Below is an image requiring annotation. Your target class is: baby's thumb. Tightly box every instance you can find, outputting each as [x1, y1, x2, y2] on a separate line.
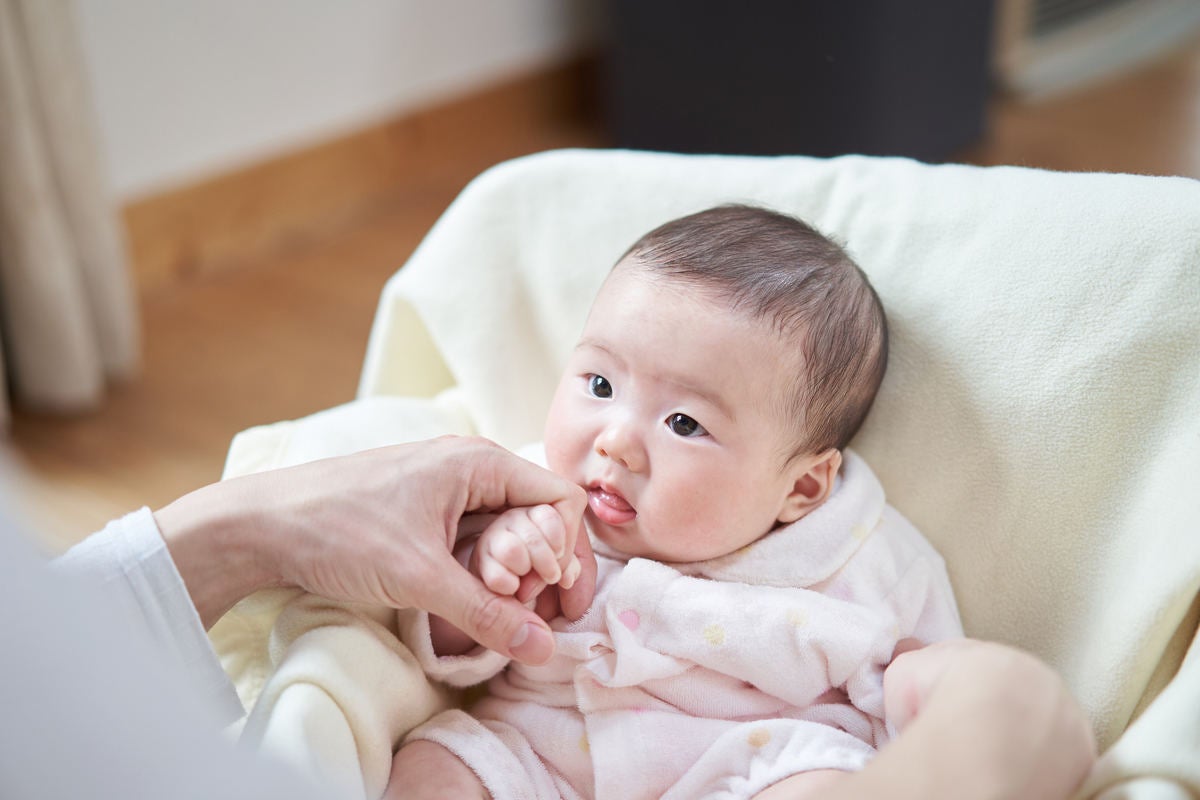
[435, 573, 555, 665]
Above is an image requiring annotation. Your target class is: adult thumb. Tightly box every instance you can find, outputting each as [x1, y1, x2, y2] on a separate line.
[434, 571, 556, 665]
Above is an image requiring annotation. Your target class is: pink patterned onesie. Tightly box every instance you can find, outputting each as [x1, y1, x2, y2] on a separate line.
[401, 450, 962, 800]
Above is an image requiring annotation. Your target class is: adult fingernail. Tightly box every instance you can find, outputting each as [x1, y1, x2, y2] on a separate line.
[509, 622, 553, 664]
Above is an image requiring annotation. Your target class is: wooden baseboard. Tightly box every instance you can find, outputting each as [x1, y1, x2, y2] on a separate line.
[122, 56, 602, 296]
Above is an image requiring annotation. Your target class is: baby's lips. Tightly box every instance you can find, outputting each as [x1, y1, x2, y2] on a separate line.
[593, 485, 633, 512]
[587, 485, 637, 525]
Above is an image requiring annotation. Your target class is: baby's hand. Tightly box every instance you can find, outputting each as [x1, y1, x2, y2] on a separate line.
[432, 505, 583, 656]
[469, 504, 582, 597]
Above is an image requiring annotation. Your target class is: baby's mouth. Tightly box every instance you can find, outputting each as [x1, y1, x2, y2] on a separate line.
[586, 484, 637, 526]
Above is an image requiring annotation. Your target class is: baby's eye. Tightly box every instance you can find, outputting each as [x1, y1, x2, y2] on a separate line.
[587, 374, 613, 399]
[667, 413, 707, 437]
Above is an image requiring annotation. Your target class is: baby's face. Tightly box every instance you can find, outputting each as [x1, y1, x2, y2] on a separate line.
[544, 262, 805, 562]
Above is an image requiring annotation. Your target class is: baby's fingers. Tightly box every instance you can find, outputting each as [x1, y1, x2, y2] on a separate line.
[478, 553, 521, 595]
[479, 530, 531, 595]
[521, 504, 567, 585]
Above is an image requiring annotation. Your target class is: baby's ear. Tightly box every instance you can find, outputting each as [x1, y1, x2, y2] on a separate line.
[777, 449, 842, 524]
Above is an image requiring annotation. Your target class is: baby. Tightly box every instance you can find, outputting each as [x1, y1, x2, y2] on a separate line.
[386, 205, 962, 799]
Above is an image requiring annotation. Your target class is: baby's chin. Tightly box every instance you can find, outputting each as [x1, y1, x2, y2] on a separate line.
[584, 513, 651, 561]
[585, 515, 699, 564]
[616, 522, 768, 565]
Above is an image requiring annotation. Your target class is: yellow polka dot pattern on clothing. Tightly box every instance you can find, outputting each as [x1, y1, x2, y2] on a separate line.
[853, 514, 886, 542]
[703, 624, 726, 646]
[747, 728, 771, 748]
[786, 609, 809, 628]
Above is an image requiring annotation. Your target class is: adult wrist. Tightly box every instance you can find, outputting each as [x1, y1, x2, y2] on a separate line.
[154, 476, 282, 629]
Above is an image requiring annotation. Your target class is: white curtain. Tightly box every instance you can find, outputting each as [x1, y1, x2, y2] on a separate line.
[0, 0, 138, 423]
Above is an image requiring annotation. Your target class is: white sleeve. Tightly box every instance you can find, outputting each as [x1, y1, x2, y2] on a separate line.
[53, 507, 245, 725]
[1, 506, 325, 799]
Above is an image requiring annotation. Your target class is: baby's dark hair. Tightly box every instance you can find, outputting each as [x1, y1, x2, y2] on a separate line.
[621, 204, 888, 456]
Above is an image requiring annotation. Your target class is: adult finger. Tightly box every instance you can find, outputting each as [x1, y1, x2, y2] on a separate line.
[557, 520, 597, 621]
[515, 575, 563, 623]
[464, 442, 587, 545]
[533, 583, 561, 622]
[423, 549, 555, 665]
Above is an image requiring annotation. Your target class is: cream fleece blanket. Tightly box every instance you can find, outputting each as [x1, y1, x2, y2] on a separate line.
[212, 150, 1200, 799]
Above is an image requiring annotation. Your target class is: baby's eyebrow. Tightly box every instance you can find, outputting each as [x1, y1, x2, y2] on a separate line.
[576, 338, 624, 364]
[665, 376, 737, 423]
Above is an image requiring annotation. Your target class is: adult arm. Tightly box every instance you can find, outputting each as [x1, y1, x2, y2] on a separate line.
[3, 506, 323, 800]
[53, 507, 247, 723]
[153, 435, 595, 664]
[753, 639, 1097, 800]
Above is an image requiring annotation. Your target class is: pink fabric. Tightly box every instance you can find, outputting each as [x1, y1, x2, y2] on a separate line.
[402, 451, 962, 800]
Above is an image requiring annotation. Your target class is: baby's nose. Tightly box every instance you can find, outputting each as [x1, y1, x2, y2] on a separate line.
[594, 421, 646, 473]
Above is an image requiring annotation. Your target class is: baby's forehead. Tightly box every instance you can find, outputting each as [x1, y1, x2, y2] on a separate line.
[601, 262, 807, 353]
[587, 287, 807, 410]
[614, 258, 790, 320]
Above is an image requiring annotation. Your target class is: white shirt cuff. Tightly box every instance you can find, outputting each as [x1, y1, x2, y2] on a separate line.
[55, 507, 245, 725]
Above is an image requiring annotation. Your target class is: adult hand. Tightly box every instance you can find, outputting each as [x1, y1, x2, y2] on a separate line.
[752, 639, 1096, 800]
[877, 638, 1096, 800]
[154, 436, 596, 665]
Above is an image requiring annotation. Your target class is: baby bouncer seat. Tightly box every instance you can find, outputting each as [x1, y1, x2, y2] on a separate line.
[214, 149, 1200, 800]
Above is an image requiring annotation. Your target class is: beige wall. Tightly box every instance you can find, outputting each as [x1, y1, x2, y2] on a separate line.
[73, 0, 601, 201]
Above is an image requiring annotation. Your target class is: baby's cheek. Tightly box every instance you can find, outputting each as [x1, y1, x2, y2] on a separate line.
[542, 425, 584, 483]
[543, 387, 589, 473]
[543, 438, 568, 477]
[660, 480, 768, 559]
[658, 484, 721, 539]
[542, 413, 570, 472]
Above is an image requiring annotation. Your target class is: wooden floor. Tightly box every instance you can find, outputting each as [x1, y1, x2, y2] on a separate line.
[9, 39, 1200, 551]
